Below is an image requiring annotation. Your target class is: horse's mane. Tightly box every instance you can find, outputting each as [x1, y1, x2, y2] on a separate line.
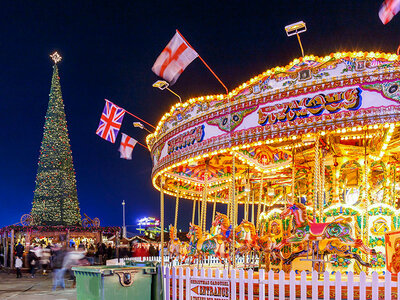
[294, 202, 308, 218]
[235, 220, 256, 236]
[215, 212, 230, 228]
[169, 226, 175, 240]
[190, 224, 203, 238]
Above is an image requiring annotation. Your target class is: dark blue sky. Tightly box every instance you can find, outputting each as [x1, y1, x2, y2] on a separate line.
[0, 1, 398, 230]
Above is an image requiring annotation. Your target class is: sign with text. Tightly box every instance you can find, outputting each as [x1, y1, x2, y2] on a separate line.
[190, 278, 230, 300]
[258, 87, 362, 125]
[167, 124, 205, 155]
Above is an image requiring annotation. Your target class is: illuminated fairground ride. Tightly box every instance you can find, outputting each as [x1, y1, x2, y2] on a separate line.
[147, 51, 400, 274]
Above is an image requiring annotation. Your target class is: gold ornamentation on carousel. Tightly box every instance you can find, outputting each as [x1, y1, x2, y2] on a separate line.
[370, 218, 389, 235]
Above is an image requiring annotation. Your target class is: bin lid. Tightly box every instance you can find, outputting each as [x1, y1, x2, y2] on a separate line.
[72, 265, 157, 275]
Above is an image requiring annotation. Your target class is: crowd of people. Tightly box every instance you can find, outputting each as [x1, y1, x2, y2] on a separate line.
[0, 240, 159, 290]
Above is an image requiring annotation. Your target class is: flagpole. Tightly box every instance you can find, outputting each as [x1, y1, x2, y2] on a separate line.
[107, 99, 156, 129]
[176, 30, 229, 95]
[135, 140, 149, 150]
[125, 110, 156, 130]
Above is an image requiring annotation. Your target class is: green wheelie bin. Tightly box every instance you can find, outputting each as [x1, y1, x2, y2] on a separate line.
[72, 262, 163, 300]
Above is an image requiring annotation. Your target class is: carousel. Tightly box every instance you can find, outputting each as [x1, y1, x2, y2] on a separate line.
[147, 50, 400, 275]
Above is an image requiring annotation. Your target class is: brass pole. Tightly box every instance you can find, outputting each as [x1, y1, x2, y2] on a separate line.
[256, 173, 264, 230]
[230, 153, 236, 268]
[212, 193, 217, 223]
[251, 187, 255, 224]
[192, 200, 196, 225]
[160, 176, 165, 267]
[292, 146, 296, 202]
[296, 33, 305, 57]
[174, 193, 180, 235]
[313, 137, 320, 221]
[320, 153, 325, 221]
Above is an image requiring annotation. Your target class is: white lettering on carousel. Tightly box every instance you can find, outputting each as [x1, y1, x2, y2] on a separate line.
[258, 87, 362, 125]
[168, 125, 205, 155]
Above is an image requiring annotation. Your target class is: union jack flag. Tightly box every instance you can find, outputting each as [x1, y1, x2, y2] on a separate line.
[96, 99, 125, 143]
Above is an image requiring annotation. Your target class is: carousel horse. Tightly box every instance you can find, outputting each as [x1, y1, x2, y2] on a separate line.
[168, 226, 184, 263]
[185, 223, 231, 264]
[211, 212, 232, 241]
[179, 242, 190, 262]
[274, 202, 376, 267]
[234, 220, 259, 255]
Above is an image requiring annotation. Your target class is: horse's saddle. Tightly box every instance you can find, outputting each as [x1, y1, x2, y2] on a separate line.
[308, 221, 331, 236]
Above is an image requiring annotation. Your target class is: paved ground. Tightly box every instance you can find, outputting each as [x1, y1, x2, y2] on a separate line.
[0, 270, 76, 300]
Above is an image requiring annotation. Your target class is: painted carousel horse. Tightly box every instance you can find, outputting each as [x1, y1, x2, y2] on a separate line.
[168, 226, 185, 263]
[185, 223, 231, 264]
[234, 220, 259, 255]
[211, 212, 232, 242]
[274, 202, 376, 267]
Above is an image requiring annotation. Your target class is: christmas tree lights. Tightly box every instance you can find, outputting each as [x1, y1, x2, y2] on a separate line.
[31, 55, 82, 226]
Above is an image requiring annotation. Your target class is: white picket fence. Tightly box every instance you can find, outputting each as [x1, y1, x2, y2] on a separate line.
[111, 255, 258, 266]
[163, 267, 400, 300]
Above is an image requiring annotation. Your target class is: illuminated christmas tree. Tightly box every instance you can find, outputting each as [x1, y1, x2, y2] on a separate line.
[31, 52, 81, 226]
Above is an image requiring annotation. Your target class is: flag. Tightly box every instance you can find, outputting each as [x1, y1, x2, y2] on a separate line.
[152, 31, 198, 85]
[379, 0, 400, 24]
[119, 133, 137, 160]
[96, 100, 125, 143]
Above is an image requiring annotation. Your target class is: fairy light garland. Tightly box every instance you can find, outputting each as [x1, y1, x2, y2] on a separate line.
[147, 51, 399, 146]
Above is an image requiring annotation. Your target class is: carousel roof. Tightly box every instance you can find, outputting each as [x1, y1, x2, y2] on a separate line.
[147, 51, 400, 204]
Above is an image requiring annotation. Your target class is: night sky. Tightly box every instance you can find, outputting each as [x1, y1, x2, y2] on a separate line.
[0, 1, 398, 230]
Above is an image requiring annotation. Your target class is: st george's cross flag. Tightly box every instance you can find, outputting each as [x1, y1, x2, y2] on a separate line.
[96, 100, 125, 143]
[119, 133, 137, 160]
[152, 31, 198, 85]
[379, 0, 400, 24]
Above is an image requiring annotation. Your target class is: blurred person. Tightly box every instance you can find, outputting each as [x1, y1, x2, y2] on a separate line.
[15, 256, 23, 278]
[95, 242, 104, 264]
[63, 245, 86, 284]
[86, 244, 95, 265]
[27, 246, 38, 278]
[107, 243, 113, 260]
[41, 247, 51, 275]
[0, 244, 4, 266]
[52, 245, 66, 291]
[15, 242, 24, 258]
[149, 244, 157, 257]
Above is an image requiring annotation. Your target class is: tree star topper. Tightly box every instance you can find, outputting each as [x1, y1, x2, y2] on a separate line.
[50, 52, 62, 64]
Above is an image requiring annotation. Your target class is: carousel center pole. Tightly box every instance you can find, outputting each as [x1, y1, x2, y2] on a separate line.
[160, 176, 165, 267]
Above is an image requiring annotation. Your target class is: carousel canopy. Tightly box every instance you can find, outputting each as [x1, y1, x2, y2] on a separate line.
[146, 51, 400, 206]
